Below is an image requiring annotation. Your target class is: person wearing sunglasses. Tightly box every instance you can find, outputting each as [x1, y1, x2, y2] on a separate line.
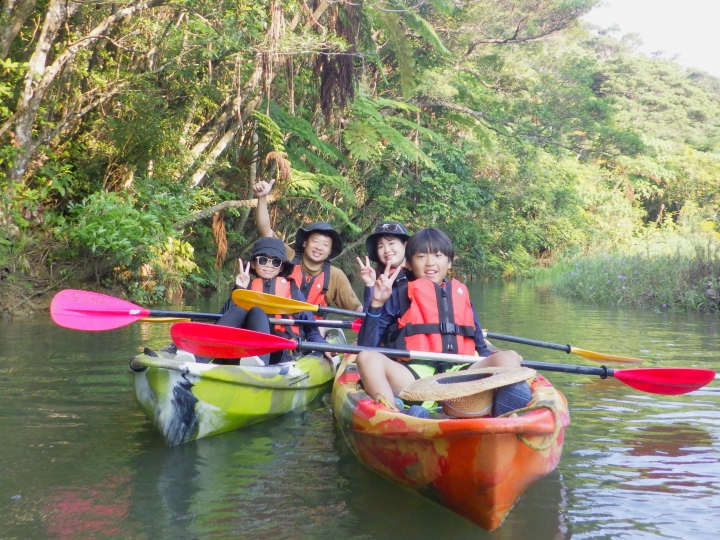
[357, 221, 411, 311]
[253, 180, 363, 321]
[217, 237, 329, 365]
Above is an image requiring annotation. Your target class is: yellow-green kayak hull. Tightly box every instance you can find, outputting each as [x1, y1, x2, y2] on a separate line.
[129, 336, 340, 446]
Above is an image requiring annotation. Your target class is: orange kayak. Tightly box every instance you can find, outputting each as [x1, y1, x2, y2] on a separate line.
[331, 355, 571, 531]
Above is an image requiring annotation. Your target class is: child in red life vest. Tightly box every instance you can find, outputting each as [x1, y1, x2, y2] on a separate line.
[357, 221, 412, 311]
[219, 237, 328, 365]
[356, 228, 524, 412]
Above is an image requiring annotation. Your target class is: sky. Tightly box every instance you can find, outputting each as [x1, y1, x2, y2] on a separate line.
[582, 0, 720, 77]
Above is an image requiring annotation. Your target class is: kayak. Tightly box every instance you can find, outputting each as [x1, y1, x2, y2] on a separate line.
[129, 329, 343, 446]
[331, 355, 571, 531]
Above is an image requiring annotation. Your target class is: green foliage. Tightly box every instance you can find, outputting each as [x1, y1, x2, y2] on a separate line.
[554, 242, 720, 313]
[62, 192, 164, 267]
[3, 0, 720, 307]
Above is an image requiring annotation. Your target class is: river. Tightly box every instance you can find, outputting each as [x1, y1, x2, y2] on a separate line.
[1, 281, 718, 539]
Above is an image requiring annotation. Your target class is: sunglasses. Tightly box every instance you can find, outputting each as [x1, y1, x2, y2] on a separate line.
[374, 222, 407, 235]
[255, 256, 283, 268]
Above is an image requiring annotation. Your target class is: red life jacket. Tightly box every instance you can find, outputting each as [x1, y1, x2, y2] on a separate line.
[250, 276, 301, 338]
[390, 278, 476, 358]
[289, 257, 331, 319]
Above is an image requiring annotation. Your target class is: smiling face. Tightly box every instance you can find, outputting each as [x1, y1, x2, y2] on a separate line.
[303, 232, 333, 263]
[376, 235, 406, 268]
[251, 256, 284, 279]
[409, 251, 451, 284]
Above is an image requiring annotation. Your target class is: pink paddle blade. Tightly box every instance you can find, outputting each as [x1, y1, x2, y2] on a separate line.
[170, 322, 297, 358]
[51, 289, 150, 331]
[615, 368, 716, 395]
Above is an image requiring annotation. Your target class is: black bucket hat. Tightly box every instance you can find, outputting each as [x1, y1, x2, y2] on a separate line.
[251, 237, 294, 277]
[365, 222, 411, 263]
[294, 221, 343, 260]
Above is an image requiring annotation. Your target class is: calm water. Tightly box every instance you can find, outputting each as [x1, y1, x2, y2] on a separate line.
[1, 281, 719, 540]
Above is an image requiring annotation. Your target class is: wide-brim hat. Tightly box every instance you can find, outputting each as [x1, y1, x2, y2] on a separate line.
[251, 237, 294, 277]
[365, 222, 411, 263]
[399, 366, 536, 418]
[294, 221, 343, 260]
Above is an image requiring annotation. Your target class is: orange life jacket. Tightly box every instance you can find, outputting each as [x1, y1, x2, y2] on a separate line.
[289, 257, 331, 319]
[250, 277, 301, 338]
[390, 278, 476, 358]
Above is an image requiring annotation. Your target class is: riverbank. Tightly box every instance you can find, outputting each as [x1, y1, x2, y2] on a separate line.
[554, 244, 720, 313]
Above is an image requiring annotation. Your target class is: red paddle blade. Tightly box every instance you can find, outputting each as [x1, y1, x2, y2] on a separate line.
[51, 289, 149, 331]
[615, 368, 716, 395]
[351, 318, 362, 332]
[170, 322, 297, 358]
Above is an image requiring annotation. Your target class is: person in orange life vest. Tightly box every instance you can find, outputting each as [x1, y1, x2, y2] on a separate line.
[218, 237, 329, 365]
[253, 180, 362, 321]
[357, 221, 411, 312]
[355, 228, 523, 412]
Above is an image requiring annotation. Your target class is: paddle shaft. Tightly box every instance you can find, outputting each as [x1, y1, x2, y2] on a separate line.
[318, 305, 365, 318]
[148, 309, 220, 321]
[485, 332, 571, 354]
[141, 310, 358, 329]
[293, 340, 614, 375]
[168, 323, 716, 395]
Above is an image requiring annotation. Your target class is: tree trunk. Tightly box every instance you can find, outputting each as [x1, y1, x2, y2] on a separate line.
[1, 0, 166, 185]
[0, 0, 37, 60]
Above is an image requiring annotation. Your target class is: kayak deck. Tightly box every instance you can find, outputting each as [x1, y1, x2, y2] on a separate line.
[331, 355, 571, 531]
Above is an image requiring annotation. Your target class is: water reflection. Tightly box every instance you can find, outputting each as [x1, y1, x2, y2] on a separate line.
[2, 282, 720, 539]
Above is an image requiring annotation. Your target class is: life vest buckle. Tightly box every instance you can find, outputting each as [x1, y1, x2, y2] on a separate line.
[439, 322, 457, 334]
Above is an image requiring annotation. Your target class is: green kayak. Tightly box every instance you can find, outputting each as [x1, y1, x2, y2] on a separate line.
[129, 329, 343, 445]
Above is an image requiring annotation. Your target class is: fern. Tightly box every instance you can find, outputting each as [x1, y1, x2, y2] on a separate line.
[369, 117, 436, 168]
[293, 147, 342, 177]
[270, 103, 348, 163]
[386, 115, 443, 142]
[343, 121, 383, 161]
[374, 8, 416, 98]
[348, 93, 439, 167]
[401, 6, 452, 56]
[286, 170, 360, 232]
[252, 111, 285, 153]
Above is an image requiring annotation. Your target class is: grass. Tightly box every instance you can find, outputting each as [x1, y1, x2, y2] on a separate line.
[554, 235, 720, 313]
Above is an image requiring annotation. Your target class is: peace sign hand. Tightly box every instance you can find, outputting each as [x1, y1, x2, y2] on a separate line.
[356, 256, 377, 287]
[370, 262, 403, 308]
[235, 258, 252, 288]
[253, 178, 276, 199]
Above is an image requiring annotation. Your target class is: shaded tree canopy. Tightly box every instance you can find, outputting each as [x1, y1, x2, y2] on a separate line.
[1, 0, 719, 302]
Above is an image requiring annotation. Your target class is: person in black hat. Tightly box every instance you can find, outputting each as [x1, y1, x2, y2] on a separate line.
[217, 237, 329, 365]
[253, 180, 363, 316]
[356, 221, 411, 311]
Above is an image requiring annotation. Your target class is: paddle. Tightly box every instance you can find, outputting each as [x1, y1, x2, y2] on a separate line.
[232, 289, 363, 318]
[483, 332, 644, 364]
[170, 323, 716, 396]
[50, 289, 363, 332]
[231, 290, 643, 364]
[138, 316, 363, 331]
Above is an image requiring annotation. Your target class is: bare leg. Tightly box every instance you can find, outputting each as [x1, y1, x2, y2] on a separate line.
[468, 349, 523, 370]
[356, 351, 416, 408]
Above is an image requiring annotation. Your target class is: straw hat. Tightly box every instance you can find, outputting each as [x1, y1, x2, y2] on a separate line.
[399, 366, 536, 419]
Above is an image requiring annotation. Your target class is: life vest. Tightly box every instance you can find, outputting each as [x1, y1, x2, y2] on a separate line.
[290, 256, 331, 318]
[389, 278, 476, 358]
[250, 277, 301, 338]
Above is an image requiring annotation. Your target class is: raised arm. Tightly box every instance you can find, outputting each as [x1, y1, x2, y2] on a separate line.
[253, 179, 276, 238]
